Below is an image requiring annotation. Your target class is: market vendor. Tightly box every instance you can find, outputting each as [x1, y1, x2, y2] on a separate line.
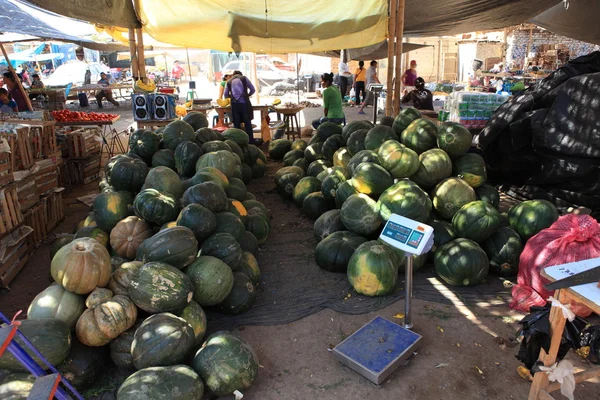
[224, 70, 256, 143]
[400, 77, 434, 110]
[2, 72, 29, 111]
[218, 71, 232, 99]
[30, 74, 44, 89]
[312, 73, 345, 128]
[0, 88, 18, 112]
[95, 72, 119, 108]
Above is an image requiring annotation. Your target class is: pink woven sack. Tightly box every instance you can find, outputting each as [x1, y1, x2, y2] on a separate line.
[510, 214, 600, 317]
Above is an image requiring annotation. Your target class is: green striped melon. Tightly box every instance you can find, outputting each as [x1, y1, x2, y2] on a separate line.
[118, 365, 204, 399]
[317, 122, 343, 140]
[305, 143, 324, 163]
[508, 199, 559, 240]
[216, 272, 257, 315]
[436, 122, 473, 158]
[434, 238, 489, 286]
[400, 118, 438, 154]
[453, 153, 487, 188]
[411, 148, 453, 188]
[245, 210, 270, 244]
[482, 227, 523, 277]
[321, 169, 348, 200]
[475, 184, 500, 208]
[432, 177, 477, 220]
[392, 107, 421, 136]
[430, 220, 456, 253]
[452, 201, 501, 242]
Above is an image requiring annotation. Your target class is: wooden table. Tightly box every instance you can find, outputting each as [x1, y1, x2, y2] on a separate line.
[528, 262, 600, 400]
[273, 107, 305, 141]
[136, 119, 176, 130]
[216, 105, 272, 142]
[56, 116, 124, 160]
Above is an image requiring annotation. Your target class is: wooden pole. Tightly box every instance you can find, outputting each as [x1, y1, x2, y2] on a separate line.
[437, 39, 443, 82]
[385, 0, 397, 116]
[135, 28, 145, 80]
[185, 48, 193, 81]
[0, 42, 33, 111]
[251, 52, 260, 103]
[128, 28, 138, 79]
[393, 0, 406, 115]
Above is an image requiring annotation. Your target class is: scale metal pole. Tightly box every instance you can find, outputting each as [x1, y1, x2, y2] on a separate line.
[372, 93, 378, 125]
[404, 255, 414, 329]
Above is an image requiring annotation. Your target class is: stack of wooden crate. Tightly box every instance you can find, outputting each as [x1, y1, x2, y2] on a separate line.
[60, 127, 102, 189]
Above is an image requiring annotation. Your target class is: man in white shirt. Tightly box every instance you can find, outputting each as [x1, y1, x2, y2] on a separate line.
[338, 60, 352, 100]
[358, 60, 380, 114]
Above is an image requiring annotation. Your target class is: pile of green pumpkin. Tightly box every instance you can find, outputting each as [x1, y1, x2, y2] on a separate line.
[270, 108, 560, 296]
[0, 112, 269, 399]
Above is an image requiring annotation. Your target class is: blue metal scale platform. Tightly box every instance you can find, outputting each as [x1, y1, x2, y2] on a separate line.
[332, 316, 422, 384]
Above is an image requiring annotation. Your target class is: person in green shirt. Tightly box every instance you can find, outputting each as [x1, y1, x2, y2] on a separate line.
[312, 73, 345, 129]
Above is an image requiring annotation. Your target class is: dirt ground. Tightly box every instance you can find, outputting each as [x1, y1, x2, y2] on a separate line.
[1, 103, 599, 399]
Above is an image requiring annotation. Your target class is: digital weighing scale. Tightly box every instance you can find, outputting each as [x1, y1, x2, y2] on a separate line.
[332, 214, 433, 384]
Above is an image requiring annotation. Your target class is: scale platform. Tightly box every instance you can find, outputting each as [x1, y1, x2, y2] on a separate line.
[332, 316, 421, 384]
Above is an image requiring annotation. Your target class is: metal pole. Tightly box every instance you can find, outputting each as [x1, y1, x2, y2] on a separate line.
[404, 255, 414, 329]
[372, 93, 378, 125]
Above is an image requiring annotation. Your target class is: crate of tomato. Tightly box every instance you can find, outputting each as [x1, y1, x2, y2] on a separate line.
[51, 110, 119, 123]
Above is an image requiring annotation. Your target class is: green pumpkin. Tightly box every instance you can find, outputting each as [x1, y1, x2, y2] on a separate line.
[195, 150, 238, 178]
[151, 149, 176, 170]
[240, 231, 259, 255]
[307, 159, 332, 177]
[340, 194, 381, 236]
[276, 173, 302, 199]
[347, 241, 400, 296]
[411, 148, 453, 188]
[176, 301, 207, 346]
[162, 120, 195, 150]
[242, 200, 269, 219]
[58, 338, 108, 390]
[482, 227, 523, 277]
[392, 107, 421, 137]
[333, 147, 351, 169]
[177, 204, 217, 243]
[377, 140, 419, 179]
[364, 125, 398, 152]
[317, 121, 343, 140]
[27, 284, 85, 330]
[293, 177, 322, 207]
[183, 111, 209, 130]
[322, 134, 345, 160]
[432, 177, 477, 220]
[109, 323, 138, 369]
[133, 189, 179, 226]
[268, 139, 292, 160]
[508, 199, 559, 240]
[93, 191, 129, 233]
[291, 139, 308, 151]
[109, 155, 149, 193]
[193, 166, 230, 190]
[452, 201, 501, 243]
[400, 118, 438, 154]
[200, 232, 243, 268]
[316, 231, 367, 272]
[0, 319, 71, 371]
[202, 140, 232, 153]
[292, 157, 309, 171]
[136, 226, 198, 269]
[182, 181, 228, 213]
[321, 168, 348, 200]
[225, 177, 248, 201]
[50, 234, 75, 259]
[283, 149, 305, 166]
[436, 122, 473, 158]
[475, 184, 500, 208]
[347, 150, 380, 175]
[215, 212, 246, 242]
[347, 128, 368, 155]
[238, 252, 260, 284]
[129, 129, 161, 160]
[223, 127, 250, 146]
[129, 262, 194, 313]
[305, 142, 324, 163]
[142, 166, 184, 198]
[430, 220, 457, 253]
[377, 180, 432, 223]
[74, 226, 109, 248]
[131, 313, 195, 369]
[118, 365, 204, 400]
[302, 192, 334, 220]
[192, 331, 259, 397]
[195, 127, 220, 146]
[335, 179, 360, 208]
[314, 209, 345, 242]
[434, 238, 489, 286]
[175, 141, 203, 178]
[245, 212, 270, 245]
[453, 153, 487, 188]
[351, 162, 393, 197]
[342, 120, 374, 142]
[217, 272, 257, 315]
[185, 256, 234, 306]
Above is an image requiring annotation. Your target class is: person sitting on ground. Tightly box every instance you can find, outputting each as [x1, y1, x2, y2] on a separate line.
[2, 71, 28, 111]
[357, 60, 380, 114]
[30, 74, 44, 89]
[95, 72, 119, 108]
[400, 77, 434, 110]
[312, 73, 345, 129]
[0, 88, 18, 113]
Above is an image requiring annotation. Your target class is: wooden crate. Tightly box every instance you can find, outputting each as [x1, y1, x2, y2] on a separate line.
[0, 225, 31, 290]
[42, 190, 64, 233]
[34, 160, 59, 195]
[65, 155, 100, 186]
[0, 152, 14, 187]
[15, 173, 39, 213]
[24, 202, 46, 248]
[0, 127, 35, 171]
[28, 126, 43, 160]
[0, 184, 23, 238]
[66, 128, 101, 159]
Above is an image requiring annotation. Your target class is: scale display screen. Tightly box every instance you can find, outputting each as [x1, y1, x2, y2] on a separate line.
[379, 214, 433, 255]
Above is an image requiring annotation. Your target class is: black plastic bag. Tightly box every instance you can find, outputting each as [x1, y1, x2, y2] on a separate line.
[580, 325, 600, 365]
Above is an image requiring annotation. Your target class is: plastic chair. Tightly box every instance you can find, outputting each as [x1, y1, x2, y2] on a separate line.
[186, 91, 197, 102]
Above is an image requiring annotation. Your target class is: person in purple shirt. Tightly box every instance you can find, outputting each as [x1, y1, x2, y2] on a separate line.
[223, 71, 256, 143]
[2, 72, 29, 112]
[402, 60, 418, 88]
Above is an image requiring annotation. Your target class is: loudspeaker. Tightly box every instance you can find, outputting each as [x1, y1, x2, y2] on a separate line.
[132, 94, 150, 120]
[150, 94, 176, 120]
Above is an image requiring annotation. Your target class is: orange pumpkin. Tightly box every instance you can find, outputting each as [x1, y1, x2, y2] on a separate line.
[109, 216, 153, 259]
[76, 294, 138, 346]
[51, 238, 111, 295]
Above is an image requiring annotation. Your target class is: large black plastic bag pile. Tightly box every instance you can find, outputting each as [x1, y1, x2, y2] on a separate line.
[474, 52, 600, 217]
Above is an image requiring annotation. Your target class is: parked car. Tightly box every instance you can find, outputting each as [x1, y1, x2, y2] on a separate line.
[44, 61, 111, 87]
[214, 60, 293, 88]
